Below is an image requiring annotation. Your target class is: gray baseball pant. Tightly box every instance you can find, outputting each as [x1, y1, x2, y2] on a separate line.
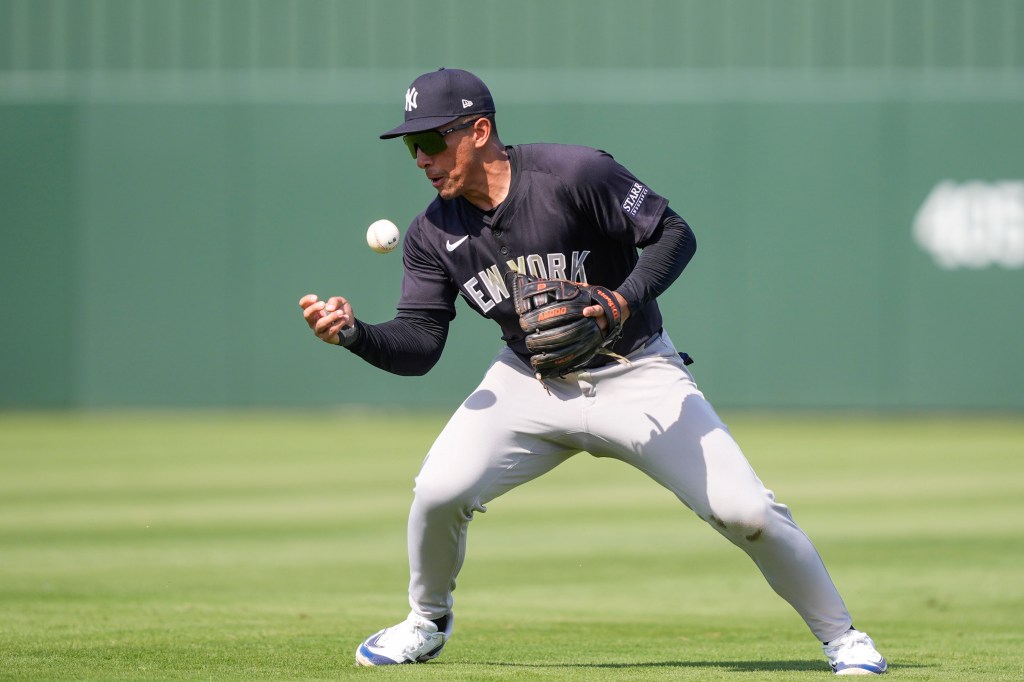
[406, 331, 854, 642]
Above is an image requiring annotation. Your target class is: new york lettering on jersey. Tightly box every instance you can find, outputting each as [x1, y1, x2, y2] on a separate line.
[459, 250, 591, 314]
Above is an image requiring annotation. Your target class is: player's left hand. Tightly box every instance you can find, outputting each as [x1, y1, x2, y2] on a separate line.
[512, 275, 629, 379]
[583, 291, 630, 332]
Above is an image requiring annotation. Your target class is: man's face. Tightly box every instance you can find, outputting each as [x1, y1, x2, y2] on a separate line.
[412, 120, 479, 200]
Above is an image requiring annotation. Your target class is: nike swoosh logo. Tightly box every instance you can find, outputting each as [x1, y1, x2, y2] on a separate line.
[446, 235, 469, 252]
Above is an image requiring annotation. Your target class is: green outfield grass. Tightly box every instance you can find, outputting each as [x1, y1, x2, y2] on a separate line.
[1, 411, 1022, 680]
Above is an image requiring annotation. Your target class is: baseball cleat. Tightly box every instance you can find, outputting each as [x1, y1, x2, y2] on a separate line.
[823, 629, 888, 675]
[355, 611, 453, 666]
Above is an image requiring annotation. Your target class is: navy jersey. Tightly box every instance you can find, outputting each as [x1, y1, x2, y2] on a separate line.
[397, 143, 669, 360]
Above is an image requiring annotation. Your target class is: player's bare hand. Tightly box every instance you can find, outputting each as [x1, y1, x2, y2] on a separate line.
[583, 290, 630, 333]
[299, 294, 354, 345]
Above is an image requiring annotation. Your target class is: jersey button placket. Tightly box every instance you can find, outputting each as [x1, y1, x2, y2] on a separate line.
[491, 223, 507, 255]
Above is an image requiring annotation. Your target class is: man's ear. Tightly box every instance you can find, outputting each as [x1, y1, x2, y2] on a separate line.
[472, 117, 492, 148]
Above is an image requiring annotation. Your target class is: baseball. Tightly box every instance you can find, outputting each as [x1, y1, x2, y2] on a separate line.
[366, 219, 401, 254]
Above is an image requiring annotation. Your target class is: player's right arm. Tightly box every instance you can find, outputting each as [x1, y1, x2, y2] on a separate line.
[299, 294, 452, 376]
[300, 211, 457, 376]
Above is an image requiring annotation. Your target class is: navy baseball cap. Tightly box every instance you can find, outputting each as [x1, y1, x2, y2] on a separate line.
[379, 68, 496, 139]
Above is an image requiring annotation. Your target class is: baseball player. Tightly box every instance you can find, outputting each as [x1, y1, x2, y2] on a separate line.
[299, 68, 887, 675]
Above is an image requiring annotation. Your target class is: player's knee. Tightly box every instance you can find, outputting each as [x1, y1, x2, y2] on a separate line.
[705, 499, 771, 543]
[412, 478, 481, 522]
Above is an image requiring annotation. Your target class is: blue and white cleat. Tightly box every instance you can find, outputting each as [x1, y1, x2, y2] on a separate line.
[355, 611, 453, 666]
[823, 629, 888, 675]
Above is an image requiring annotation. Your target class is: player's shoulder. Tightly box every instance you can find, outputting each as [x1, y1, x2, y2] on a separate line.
[407, 197, 468, 249]
[513, 143, 621, 187]
[406, 199, 442, 242]
[418, 195, 463, 232]
[514, 143, 612, 171]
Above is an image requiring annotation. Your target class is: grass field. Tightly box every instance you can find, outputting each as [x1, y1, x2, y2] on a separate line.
[1, 411, 1022, 680]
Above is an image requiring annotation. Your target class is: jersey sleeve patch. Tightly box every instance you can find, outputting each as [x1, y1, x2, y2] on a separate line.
[622, 182, 650, 217]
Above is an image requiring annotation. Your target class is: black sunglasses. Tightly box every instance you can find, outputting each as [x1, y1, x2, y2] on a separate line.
[402, 118, 481, 158]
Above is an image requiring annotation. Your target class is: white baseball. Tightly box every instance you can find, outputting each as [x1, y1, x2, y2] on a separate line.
[366, 219, 401, 254]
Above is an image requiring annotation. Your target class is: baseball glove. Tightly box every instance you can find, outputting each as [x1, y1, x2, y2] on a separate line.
[512, 273, 625, 379]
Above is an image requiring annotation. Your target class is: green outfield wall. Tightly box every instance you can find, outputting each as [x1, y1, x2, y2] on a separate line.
[2, 0, 1023, 410]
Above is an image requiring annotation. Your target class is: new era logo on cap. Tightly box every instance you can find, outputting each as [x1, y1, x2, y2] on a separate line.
[462, 99, 473, 108]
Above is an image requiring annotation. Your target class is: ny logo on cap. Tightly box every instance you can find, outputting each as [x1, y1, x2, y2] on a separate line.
[405, 87, 418, 112]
